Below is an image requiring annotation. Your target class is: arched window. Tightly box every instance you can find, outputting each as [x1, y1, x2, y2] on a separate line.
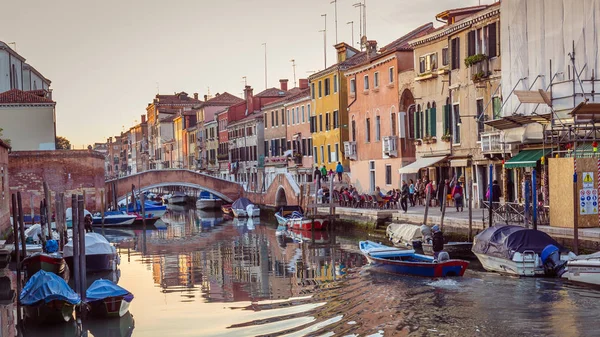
[351, 116, 356, 142]
[391, 111, 396, 136]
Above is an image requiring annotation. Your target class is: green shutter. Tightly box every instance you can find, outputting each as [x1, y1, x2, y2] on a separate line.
[425, 109, 430, 136]
[430, 107, 437, 137]
[442, 105, 449, 135]
[414, 111, 420, 139]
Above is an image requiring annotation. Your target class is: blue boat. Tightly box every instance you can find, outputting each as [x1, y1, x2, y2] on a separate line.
[86, 279, 134, 318]
[196, 191, 223, 210]
[120, 201, 167, 218]
[20, 270, 81, 323]
[92, 211, 136, 226]
[359, 241, 469, 277]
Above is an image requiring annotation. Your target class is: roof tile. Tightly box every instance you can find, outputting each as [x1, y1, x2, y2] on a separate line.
[0, 89, 54, 104]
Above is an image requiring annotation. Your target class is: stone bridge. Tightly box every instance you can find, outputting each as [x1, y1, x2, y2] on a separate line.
[105, 169, 244, 205]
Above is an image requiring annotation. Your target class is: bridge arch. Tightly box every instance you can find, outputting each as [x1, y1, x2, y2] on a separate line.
[275, 186, 288, 207]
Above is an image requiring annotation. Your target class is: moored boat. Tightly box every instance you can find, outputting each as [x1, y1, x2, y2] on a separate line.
[231, 198, 260, 217]
[86, 279, 134, 317]
[275, 206, 329, 231]
[359, 240, 469, 277]
[92, 211, 136, 226]
[120, 201, 167, 218]
[64, 233, 118, 273]
[472, 225, 575, 277]
[564, 252, 600, 286]
[196, 191, 223, 210]
[221, 204, 233, 215]
[168, 192, 190, 205]
[422, 242, 473, 259]
[21, 241, 69, 281]
[19, 270, 81, 323]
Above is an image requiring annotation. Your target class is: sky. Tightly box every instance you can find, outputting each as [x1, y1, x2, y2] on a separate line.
[1, 0, 484, 148]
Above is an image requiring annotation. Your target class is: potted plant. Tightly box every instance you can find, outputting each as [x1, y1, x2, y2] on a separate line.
[441, 133, 452, 142]
[414, 139, 422, 146]
[464, 53, 488, 67]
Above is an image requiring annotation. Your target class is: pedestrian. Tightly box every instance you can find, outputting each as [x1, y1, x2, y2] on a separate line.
[314, 166, 322, 190]
[336, 161, 344, 182]
[409, 179, 416, 207]
[492, 180, 502, 209]
[440, 179, 450, 211]
[321, 165, 328, 182]
[400, 180, 409, 213]
[317, 187, 324, 203]
[452, 182, 464, 212]
[416, 178, 425, 205]
[328, 169, 335, 182]
[431, 224, 444, 259]
[425, 180, 434, 206]
[84, 214, 93, 233]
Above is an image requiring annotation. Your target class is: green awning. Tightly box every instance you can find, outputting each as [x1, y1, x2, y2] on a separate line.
[505, 149, 550, 169]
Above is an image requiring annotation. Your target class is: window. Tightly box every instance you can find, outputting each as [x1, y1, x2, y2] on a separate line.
[427, 103, 437, 137]
[275, 110, 279, 126]
[324, 78, 331, 95]
[310, 116, 316, 133]
[296, 107, 300, 124]
[408, 105, 415, 139]
[350, 79, 356, 94]
[311, 83, 315, 99]
[302, 139, 307, 155]
[364, 75, 370, 90]
[418, 53, 438, 73]
[351, 119, 356, 141]
[385, 165, 392, 185]
[334, 74, 338, 93]
[327, 144, 332, 163]
[452, 104, 461, 144]
[264, 113, 268, 128]
[318, 81, 322, 98]
[335, 143, 339, 162]
[270, 111, 274, 127]
[292, 108, 295, 124]
[477, 99, 485, 140]
[325, 113, 330, 131]
[487, 22, 498, 57]
[302, 106, 305, 123]
[314, 146, 318, 162]
[442, 102, 452, 136]
[281, 108, 285, 124]
[320, 146, 325, 165]
[492, 96, 502, 120]
[281, 138, 287, 152]
[366, 118, 371, 142]
[389, 67, 394, 83]
[333, 110, 339, 129]
[391, 113, 396, 136]
[319, 115, 323, 132]
[442, 48, 449, 66]
[308, 104, 311, 117]
[375, 116, 381, 141]
[308, 139, 313, 155]
[451, 37, 460, 70]
[374, 72, 379, 88]
[287, 109, 290, 125]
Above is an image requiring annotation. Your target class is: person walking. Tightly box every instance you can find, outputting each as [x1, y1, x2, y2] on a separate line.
[400, 180, 409, 213]
[492, 180, 502, 209]
[431, 224, 444, 260]
[321, 165, 328, 182]
[336, 161, 344, 182]
[409, 179, 416, 207]
[452, 182, 464, 212]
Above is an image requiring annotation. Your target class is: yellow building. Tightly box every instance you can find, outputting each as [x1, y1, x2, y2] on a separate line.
[309, 43, 366, 171]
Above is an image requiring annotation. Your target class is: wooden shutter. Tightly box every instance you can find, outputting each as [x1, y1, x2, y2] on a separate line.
[429, 108, 437, 137]
[468, 31, 476, 56]
[414, 111, 420, 139]
[442, 105, 448, 135]
[488, 22, 497, 57]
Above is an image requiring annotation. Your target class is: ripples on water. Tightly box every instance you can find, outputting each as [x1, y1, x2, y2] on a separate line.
[3, 206, 600, 337]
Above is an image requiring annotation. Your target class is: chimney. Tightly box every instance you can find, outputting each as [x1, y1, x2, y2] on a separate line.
[299, 79, 308, 90]
[366, 40, 378, 58]
[193, 92, 199, 100]
[141, 115, 146, 123]
[335, 43, 348, 63]
[204, 94, 208, 101]
[279, 79, 289, 91]
[244, 86, 254, 115]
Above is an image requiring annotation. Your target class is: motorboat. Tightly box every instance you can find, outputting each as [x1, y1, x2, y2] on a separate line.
[92, 211, 136, 226]
[65, 207, 92, 228]
[196, 191, 223, 210]
[21, 240, 69, 281]
[168, 192, 189, 205]
[564, 252, 600, 286]
[64, 233, 118, 273]
[275, 206, 329, 231]
[359, 241, 469, 277]
[472, 225, 576, 277]
[120, 201, 167, 218]
[231, 198, 260, 217]
[86, 279, 134, 317]
[221, 204, 233, 215]
[386, 223, 473, 259]
[19, 270, 81, 323]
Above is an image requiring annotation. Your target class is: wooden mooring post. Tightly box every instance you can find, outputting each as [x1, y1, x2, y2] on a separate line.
[440, 184, 448, 231]
[77, 194, 87, 317]
[17, 192, 26, 261]
[11, 194, 22, 322]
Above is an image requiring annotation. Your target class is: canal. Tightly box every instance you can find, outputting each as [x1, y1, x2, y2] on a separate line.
[5, 205, 600, 336]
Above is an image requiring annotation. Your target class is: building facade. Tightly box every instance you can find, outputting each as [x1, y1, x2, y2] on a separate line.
[0, 41, 51, 94]
[284, 86, 313, 184]
[205, 119, 219, 173]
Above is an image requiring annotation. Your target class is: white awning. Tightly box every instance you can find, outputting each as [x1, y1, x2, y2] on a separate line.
[398, 156, 447, 174]
[450, 159, 469, 167]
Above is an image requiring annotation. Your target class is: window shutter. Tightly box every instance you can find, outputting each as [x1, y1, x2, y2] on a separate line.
[488, 23, 497, 57]
[425, 108, 430, 136]
[468, 31, 476, 56]
[429, 107, 437, 137]
[442, 105, 448, 135]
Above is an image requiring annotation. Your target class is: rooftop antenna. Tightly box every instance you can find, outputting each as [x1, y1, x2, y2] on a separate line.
[320, 13, 327, 68]
[331, 0, 338, 44]
[262, 43, 267, 90]
[353, 3, 363, 50]
[242, 76, 247, 86]
[347, 21, 355, 47]
[290, 59, 297, 87]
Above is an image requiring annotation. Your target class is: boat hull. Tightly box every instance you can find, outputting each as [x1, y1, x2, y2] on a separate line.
[169, 196, 187, 205]
[65, 254, 116, 273]
[366, 255, 468, 277]
[423, 242, 474, 259]
[196, 199, 223, 210]
[88, 295, 132, 318]
[287, 218, 329, 231]
[233, 208, 260, 218]
[21, 254, 69, 281]
[566, 260, 600, 285]
[92, 216, 136, 226]
[24, 300, 75, 323]
[473, 252, 542, 277]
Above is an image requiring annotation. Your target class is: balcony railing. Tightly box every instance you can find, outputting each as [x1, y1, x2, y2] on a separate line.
[470, 58, 490, 82]
[383, 136, 398, 157]
[344, 141, 357, 160]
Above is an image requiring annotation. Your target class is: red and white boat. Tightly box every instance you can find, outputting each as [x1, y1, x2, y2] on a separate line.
[275, 206, 329, 231]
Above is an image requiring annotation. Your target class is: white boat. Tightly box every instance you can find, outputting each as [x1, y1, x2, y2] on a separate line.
[168, 192, 188, 205]
[231, 198, 260, 218]
[386, 223, 422, 246]
[565, 252, 600, 285]
[64, 233, 118, 273]
[472, 225, 575, 277]
[196, 191, 223, 210]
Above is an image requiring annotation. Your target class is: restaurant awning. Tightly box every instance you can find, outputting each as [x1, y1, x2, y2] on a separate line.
[504, 149, 550, 169]
[398, 156, 447, 174]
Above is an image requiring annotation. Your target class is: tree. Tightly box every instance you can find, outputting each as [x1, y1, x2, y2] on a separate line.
[55, 136, 71, 150]
[0, 128, 10, 145]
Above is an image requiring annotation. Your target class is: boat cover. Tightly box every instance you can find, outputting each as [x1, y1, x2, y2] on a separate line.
[571, 251, 600, 261]
[65, 208, 92, 220]
[386, 223, 422, 245]
[232, 197, 253, 209]
[20, 270, 81, 305]
[199, 191, 218, 199]
[472, 225, 564, 260]
[63, 233, 115, 257]
[86, 279, 133, 302]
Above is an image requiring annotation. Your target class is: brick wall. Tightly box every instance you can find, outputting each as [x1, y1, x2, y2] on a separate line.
[9, 150, 105, 215]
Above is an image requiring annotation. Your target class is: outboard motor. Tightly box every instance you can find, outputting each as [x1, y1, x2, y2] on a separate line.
[411, 240, 423, 249]
[541, 244, 568, 277]
[437, 251, 450, 262]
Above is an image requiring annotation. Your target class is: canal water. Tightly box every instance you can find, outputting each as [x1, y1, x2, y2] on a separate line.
[3, 205, 600, 337]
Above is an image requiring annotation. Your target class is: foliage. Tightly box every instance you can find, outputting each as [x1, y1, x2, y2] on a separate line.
[464, 53, 488, 67]
[471, 71, 486, 82]
[441, 133, 452, 142]
[0, 128, 10, 145]
[55, 136, 71, 150]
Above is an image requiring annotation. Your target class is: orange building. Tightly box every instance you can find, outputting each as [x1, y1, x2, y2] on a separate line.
[344, 24, 435, 192]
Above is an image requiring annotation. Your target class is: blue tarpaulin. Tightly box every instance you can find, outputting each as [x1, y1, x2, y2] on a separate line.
[199, 191, 218, 199]
[19, 270, 81, 306]
[86, 279, 132, 302]
[232, 197, 252, 209]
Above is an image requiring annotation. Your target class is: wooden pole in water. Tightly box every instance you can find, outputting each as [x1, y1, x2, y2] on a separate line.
[43, 182, 51, 238]
[29, 195, 34, 226]
[140, 193, 147, 228]
[11, 194, 21, 304]
[17, 192, 26, 260]
[423, 188, 431, 226]
[132, 184, 137, 212]
[77, 194, 87, 316]
[71, 194, 80, 297]
[468, 179, 473, 242]
[39, 200, 47, 246]
[440, 184, 448, 231]
[100, 190, 105, 235]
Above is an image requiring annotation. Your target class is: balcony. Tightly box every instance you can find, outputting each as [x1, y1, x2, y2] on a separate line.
[383, 136, 398, 157]
[344, 141, 357, 160]
[481, 131, 512, 154]
[466, 55, 490, 82]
